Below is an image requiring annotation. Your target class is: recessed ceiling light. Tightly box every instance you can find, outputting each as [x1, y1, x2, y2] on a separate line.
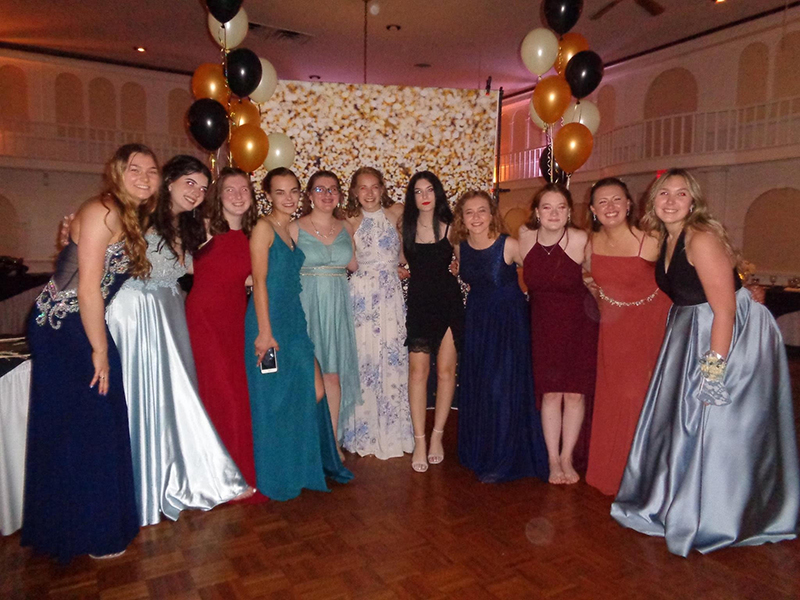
[134, 46, 146, 53]
[714, 0, 725, 3]
[386, 24, 401, 31]
[414, 63, 431, 68]
[309, 74, 321, 80]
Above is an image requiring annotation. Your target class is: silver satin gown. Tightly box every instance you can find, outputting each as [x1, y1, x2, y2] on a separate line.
[107, 232, 246, 526]
[611, 232, 799, 556]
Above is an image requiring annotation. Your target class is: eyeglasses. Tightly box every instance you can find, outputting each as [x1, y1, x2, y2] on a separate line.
[312, 186, 340, 195]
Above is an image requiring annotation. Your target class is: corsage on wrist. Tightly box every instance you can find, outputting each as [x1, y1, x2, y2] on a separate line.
[696, 350, 731, 406]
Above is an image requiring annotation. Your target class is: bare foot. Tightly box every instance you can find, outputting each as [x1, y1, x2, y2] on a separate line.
[412, 435, 428, 472]
[560, 456, 580, 485]
[235, 486, 257, 501]
[548, 460, 566, 484]
[337, 446, 346, 463]
[427, 428, 444, 464]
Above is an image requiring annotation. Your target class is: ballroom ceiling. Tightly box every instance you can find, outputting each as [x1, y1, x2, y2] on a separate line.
[0, 0, 792, 93]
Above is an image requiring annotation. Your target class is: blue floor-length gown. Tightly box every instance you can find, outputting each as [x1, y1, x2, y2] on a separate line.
[245, 234, 352, 501]
[22, 240, 139, 562]
[457, 235, 549, 483]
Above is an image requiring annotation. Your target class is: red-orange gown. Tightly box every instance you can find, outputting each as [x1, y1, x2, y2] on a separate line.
[585, 251, 671, 496]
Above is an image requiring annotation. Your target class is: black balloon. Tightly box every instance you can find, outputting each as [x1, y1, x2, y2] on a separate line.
[226, 48, 263, 98]
[187, 98, 229, 151]
[206, 0, 242, 24]
[564, 50, 604, 99]
[544, 0, 584, 35]
[539, 146, 567, 184]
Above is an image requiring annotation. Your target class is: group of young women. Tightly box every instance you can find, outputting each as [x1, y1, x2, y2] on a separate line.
[21, 142, 798, 562]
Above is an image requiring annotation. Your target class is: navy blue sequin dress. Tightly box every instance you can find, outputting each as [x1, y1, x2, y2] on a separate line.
[457, 235, 549, 483]
[22, 240, 139, 562]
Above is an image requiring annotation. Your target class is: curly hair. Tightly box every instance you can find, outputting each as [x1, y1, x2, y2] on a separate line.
[588, 177, 635, 232]
[640, 168, 740, 265]
[525, 183, 574, 230]
[401, 171, 453, 257]
[450, 190, 506, 245]
[301, 170, 345, 219]
[103, 143, 158, 278]
[205, 167, 259, 237]
[344, 166, 394, 218]
[147, 155, 210, 258]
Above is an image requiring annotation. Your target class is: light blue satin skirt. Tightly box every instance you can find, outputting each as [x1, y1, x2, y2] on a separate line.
[107, 281, 246, 526]
[611, 288, 799, 556]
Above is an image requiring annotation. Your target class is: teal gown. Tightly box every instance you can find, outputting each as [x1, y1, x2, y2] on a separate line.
[296, 228, 363, 440]
[245, 234, 352, 501]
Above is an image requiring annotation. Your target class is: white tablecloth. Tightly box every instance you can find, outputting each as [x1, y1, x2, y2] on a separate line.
[0, 360, 30, 536]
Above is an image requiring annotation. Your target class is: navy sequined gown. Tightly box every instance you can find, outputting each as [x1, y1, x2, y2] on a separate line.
[22, 240, 139, 562]
[457, 235, 549, 483]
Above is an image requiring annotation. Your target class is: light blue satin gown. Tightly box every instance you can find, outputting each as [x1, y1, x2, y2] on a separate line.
[106, 231, 246, 526]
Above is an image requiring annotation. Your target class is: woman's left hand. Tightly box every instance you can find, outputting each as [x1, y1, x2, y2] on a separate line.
[90, 348, 110, 396]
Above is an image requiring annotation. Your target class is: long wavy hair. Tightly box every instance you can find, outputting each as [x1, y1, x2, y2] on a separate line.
[588, 177, 636, 232]
[640, 168, 740, 265]
[102, 143, 158, 278]
[525, 183, 573, 230]
[147, 155, 210, 258]
[450, 190, 506, 245]
[205, 167, 259, 237]
[300, 170, 344, 218]
[401, 171, 453, 257]
[344, 166, 394, 218]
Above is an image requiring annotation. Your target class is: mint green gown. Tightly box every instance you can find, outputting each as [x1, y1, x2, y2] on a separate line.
[296, 228, 363, 440]
[244, 234, 352, 501]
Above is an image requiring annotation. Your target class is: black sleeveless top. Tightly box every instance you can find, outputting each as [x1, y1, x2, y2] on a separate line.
[656, 230, 740, 306]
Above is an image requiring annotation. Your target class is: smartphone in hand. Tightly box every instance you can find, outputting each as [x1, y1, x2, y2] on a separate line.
[260, 347, 278, 374]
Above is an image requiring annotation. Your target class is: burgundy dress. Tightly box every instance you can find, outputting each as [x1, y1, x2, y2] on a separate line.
[523, 230, 599, 471]
[185, 229, 263, 500]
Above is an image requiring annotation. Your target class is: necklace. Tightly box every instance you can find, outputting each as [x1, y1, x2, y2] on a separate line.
[310, 217, 335, 239]
[270, 215, 288, 229]
[538, 228, 565, 256]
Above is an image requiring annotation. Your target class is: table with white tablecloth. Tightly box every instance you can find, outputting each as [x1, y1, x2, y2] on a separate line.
[0, 360, 30, 536]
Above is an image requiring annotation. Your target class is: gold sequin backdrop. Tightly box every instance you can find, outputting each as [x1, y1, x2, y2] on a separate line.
[253, 81, 499, 205]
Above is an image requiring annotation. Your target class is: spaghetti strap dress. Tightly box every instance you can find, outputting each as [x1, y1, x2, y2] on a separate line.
[405, 225, 464, 354]
[296, 227, 363, 437]
[612, 231, 799, 556]
[457, 235, 549, 483]
[523, 229, 599, 471]
[586, 234, 672, 496]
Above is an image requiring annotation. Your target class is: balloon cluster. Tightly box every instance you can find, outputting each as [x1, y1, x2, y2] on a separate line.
[519, 0, 603, 181]
[187, 0, 295, 173]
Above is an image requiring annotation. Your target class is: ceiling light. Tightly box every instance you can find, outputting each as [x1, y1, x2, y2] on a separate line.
[134, 46, 146, 53]
[414, 63, 431, 68]
[309, 74, 321, 80]
[714, 0, 726, 3]
[386, 24, 401, 31]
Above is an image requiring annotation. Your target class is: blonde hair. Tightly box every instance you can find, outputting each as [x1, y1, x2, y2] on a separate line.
[344, 166, 394, 218]
[103, 144, 157, 278]
[641, 168, 740, 266]
[450, 190, 506, 245]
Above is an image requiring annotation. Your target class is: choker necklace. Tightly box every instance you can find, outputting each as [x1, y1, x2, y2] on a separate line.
[310, 218, 335, 239]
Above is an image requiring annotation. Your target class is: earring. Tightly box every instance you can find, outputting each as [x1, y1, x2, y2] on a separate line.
[690, 205, 695, 214]
[626, 207, 630, 216]
[310, 199, 315, 209]
[535, 216, 540, 227]
[567, 212, 572, 226]
[592, 213, 597, 222]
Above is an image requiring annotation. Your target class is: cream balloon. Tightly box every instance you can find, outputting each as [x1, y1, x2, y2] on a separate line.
[563, 100, 601, 135]
[249, 58, 278, 103]
[208, 6, 248, 49]
[528, 97, 548, 131]
[262, 132, 296, 170]
[520, 28, 559, 77]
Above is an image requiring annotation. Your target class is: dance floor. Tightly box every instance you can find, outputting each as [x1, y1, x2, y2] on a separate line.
[2, 353, 799, 599]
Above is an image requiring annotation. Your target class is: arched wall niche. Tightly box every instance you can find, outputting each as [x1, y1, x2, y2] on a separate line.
[643, 68, 698, 157]
[595, 85, 616, 136]
[774, 31, 800, 99]
[737, 42, 769, 107]
[89, 77, 117, 129]
[55, 72, 84, 125]
[743, 187, 800, 275]
[167, 88, 192, 137]
[0, 65, 29, 122]
[121, 82, 147, 131]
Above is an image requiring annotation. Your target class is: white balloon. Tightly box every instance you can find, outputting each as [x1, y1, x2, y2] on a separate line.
[528, 98, 547, 131]
[208, 7, 248, 49]
[520, 28, 559, 77]
[249, 58, 278, 103]
[263, 132, 296, 171]
[562, 100, 601, 135]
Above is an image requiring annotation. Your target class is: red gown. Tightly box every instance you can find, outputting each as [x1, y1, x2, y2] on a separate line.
[523, 232, 599, 471]
[185, 229, 264, 501]
[585, 245, 671, 496]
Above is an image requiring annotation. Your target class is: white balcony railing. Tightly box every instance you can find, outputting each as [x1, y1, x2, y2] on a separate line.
[499, 95, 800, 182]
[0, 119, 204, 168]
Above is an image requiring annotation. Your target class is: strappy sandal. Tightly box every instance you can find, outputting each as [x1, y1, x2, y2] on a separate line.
[427, 428, 445, 465]
[412, 434, 428, 472]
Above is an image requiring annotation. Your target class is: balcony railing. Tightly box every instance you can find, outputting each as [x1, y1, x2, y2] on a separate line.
[0, 119, 204, 168]
[499, 95, 800, 182]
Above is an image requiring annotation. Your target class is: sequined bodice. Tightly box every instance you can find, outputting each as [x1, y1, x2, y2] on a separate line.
[353, 209, 399, 272]
[122, 232, 191, 292]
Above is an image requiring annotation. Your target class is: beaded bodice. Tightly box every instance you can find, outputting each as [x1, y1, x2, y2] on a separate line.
[121, 231, 191, 293]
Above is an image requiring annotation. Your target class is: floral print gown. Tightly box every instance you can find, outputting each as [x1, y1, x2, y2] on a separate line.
[346, 208, 413, 458]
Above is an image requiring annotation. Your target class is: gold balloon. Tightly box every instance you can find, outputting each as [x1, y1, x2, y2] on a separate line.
[191, 63, 230, 105]
[230, 124, 269, 173]
[532, 75, 572, 124]
[555, 33, 590, 76]
[229, 98, 260, 127]
[553, 123, 594, 174]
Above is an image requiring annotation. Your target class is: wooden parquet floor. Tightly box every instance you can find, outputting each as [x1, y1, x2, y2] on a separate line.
[2, 354, 800, 600]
